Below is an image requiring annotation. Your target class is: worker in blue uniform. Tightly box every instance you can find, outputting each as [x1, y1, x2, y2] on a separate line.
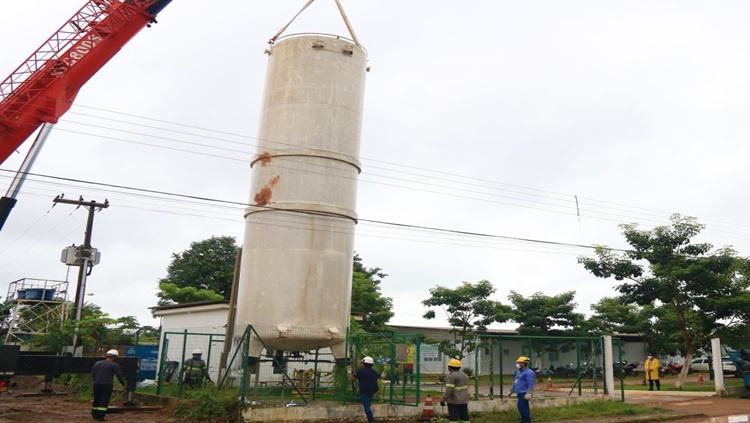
[512, 356, 536, 423]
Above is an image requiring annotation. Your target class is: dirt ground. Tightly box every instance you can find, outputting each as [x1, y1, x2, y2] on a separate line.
[1, 376, 748, 423]
[0, 376, 179, 423]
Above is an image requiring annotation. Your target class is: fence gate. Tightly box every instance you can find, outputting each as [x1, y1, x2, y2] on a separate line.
[157, 330, 225, 396]
[348, 332, 423, 407]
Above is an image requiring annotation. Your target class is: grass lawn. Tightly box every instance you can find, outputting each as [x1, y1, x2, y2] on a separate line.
[469, 401, 661, 423]
[616, 375, 746, 392]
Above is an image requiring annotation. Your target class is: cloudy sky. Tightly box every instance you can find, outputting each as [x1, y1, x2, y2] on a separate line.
[1, 1, 750, 331]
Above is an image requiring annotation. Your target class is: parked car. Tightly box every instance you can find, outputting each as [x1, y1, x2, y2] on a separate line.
[688, 357, 738, 376]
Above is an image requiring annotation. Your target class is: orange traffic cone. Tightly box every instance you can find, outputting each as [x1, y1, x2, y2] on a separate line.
[545, 378, 552, 391]
[419, 394, 438, 421]
[697, 374, 704, 385]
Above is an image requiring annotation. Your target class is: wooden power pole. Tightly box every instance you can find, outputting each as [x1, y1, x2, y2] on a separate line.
[53, 195, 108, 355]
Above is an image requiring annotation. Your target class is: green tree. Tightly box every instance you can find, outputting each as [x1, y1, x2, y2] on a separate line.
[136, 325, 161, 344]
[14, 301, 154, 354]
[35, 303, 115, 353]
[578, 214, 750, 388]
[648, 303, 698, 358]
[158, 282, 224, 304]
[507, 291, 585, 368]
[587, 296, 651, 335]
[422, 280, 510, 359]
[587, 298, 684, 359]
[508, 291, 584, 337]
[157, 236, 238, 304]
[351, 253, 394, 333]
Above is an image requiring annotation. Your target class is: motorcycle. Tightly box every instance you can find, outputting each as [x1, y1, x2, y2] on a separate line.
[553, 363, 578, 378]
[623, 360, 639, 377]
[580, 361, 603, 378]
[659, 361, 683, 377]
[613, 360, 639, 378]
[535, 365, 555, 377]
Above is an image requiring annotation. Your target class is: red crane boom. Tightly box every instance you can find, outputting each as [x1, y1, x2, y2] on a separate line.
[0, 0, 172, 164]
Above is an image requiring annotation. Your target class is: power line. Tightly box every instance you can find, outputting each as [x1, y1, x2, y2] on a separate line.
[8, 103, 750, 236]
[66, 105, 750, 233]
[2, 104, 749, 279]
[0, 168, 618, 253]
[35, 123, 743, 238]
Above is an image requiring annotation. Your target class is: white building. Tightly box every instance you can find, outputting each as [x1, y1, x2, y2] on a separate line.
[151, 300, 229, 382]
[152, 302, 649, 384]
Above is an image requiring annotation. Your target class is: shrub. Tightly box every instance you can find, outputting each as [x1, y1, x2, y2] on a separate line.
[174, 387, 247, 422]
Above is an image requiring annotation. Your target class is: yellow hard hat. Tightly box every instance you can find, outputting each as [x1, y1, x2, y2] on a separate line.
[516, 356, 530, 363]
[448, 358, 462, 368]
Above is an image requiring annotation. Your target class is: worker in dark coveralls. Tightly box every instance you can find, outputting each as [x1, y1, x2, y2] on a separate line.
[440, 358, 470, 422]
[91, 349, 125, 421]
[348, 356, 380, 422]
[180, 348, 212, 387]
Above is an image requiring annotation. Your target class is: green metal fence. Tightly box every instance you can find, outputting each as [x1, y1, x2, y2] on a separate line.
[154, 329, 631, 404]
[156, 330, 225, 396]
[347, 331, 424, 408]
[225, 325, 330, 405]
[476, 334, 627, 400]
[206, 326, 426, 407]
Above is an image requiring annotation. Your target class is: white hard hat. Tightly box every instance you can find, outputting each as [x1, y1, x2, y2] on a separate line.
[106, 349, 119, 357]
[192, 349, 203, 355]
[361, 356, 374, 364]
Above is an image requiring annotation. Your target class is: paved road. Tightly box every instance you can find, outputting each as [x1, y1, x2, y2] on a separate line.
[549, 390, 750, 423]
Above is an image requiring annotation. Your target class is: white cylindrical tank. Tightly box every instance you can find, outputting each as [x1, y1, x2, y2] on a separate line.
[236, 34, 367, 359]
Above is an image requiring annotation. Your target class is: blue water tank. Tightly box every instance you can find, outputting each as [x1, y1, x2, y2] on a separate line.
[23, 289, 55, 301]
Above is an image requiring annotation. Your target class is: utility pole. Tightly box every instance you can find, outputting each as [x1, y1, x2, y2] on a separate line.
[53, 195, 109, 355]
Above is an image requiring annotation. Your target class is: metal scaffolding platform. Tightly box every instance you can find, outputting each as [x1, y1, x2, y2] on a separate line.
[2, 278, 68, 345]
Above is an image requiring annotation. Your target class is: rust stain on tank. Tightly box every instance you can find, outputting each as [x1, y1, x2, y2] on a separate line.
[254, 175, 281, 206]
[257, 151, 272, 167]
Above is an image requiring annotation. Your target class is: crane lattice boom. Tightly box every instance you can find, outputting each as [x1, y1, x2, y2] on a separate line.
[0, 0, 172, 163]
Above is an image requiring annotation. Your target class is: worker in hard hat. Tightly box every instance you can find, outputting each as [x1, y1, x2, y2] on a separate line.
[440, 358, 470, 422]
[348, 356, 380, 423]
[91, 349, 126, 421]
[179, 348, 212, 387]
[512, 356, 535, 423]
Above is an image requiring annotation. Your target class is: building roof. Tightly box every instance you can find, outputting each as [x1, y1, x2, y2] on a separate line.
[150, 300, 229, 316]
[389, 324, 518, 341]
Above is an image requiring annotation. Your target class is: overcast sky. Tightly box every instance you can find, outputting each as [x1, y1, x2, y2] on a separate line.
[1, 1, 750, 332]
